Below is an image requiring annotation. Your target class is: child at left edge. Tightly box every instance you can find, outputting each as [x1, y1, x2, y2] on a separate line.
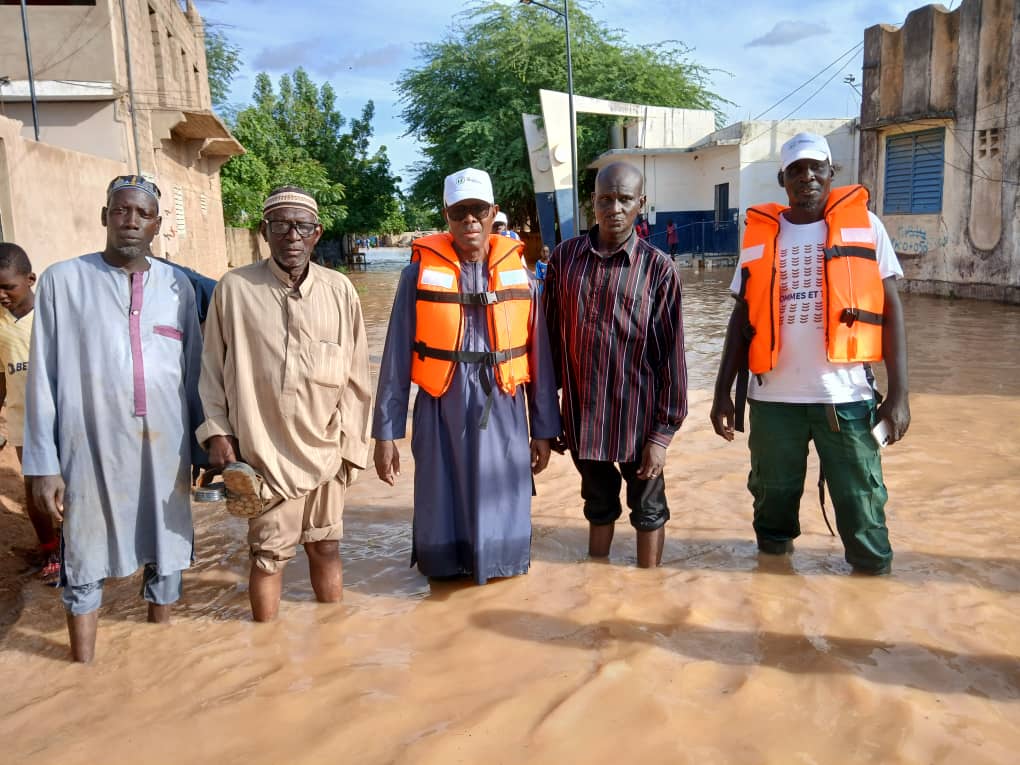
[0, 242, 59, 584]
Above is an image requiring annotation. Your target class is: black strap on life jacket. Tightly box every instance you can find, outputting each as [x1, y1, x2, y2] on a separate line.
[823, 245, 878, 262]
[413, 341, 529, 430]
[817, 466, 837, 537]
[413, 341, 528, 365]
[734, 265, 755, 433]
[839, 307, 884, 327]
[415, 288, 531, 306]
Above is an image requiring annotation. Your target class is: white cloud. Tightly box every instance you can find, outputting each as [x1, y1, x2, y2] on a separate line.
[746, 20, 831, 47]
[208, 0, 928, 174]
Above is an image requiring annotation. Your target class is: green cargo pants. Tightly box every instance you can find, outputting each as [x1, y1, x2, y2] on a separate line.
[747, 399, 892, 572]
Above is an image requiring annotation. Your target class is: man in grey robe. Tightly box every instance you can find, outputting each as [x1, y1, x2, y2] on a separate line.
[24, 176, 202, 663]
[373, 168, 561, 584]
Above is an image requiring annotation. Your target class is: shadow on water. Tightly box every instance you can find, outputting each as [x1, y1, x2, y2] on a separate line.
[469, 607, 1020, 701]
[530, 525, 1020, 594]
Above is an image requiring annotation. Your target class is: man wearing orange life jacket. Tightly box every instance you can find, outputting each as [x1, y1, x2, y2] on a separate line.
[710, 132, 910, 575]
[372, 167, 561, 584]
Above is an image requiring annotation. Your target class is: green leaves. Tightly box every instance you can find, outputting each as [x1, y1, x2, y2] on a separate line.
[205, 27, 241, 110]
[218, 69, 402, 237]
[397, 1, 724, 229]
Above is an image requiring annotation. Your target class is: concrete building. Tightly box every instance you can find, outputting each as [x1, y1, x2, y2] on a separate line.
[0, 0, 242, 275]
[524, 90, 856, 257]
[588, 118, 858, 258]
[524, 90, 716, 246]
[860, 0, 1019, 303]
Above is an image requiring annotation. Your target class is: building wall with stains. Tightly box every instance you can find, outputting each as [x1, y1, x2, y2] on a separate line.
[860, 0, 1019, 303]
[0, 0, 241, 277]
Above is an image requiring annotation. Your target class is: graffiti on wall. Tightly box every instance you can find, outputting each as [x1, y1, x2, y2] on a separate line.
[890, 225, 948, 257]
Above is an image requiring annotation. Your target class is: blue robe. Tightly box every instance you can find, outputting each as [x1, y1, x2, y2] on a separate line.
[373, 261, 561, 584]
[22, 254, 202, 586]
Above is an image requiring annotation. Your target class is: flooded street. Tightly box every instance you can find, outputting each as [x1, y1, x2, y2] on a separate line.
[1, 247, 1018, 764]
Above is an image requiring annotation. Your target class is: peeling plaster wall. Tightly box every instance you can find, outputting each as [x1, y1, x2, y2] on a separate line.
[861, 0, 1019, 303]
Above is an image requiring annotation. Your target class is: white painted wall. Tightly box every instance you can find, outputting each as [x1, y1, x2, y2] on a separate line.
[736, 120, 859, 214]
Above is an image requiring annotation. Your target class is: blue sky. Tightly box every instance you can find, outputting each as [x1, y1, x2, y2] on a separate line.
[201, 0, 935, 189]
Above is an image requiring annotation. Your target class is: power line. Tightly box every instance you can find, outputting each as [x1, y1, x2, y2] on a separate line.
[752, 42, 864, 120]
[776, 49, 862, 122]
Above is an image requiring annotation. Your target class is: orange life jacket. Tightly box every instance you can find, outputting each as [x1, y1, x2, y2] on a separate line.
[410, 233, 532, 398]
[738, 184, 885, 374]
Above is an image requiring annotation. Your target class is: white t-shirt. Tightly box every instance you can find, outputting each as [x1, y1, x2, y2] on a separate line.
[729, 211, 902, 404]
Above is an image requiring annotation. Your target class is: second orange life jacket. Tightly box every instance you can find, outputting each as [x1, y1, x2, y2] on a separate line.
[410, 233, 533, 398]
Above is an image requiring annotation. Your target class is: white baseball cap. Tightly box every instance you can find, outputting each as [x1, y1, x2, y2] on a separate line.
[443, 167, 494, 207]
[493, 211, 508, 225]
[780, 132, 832, 171]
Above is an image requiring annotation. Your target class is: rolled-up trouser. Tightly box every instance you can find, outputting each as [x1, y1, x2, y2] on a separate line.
[61, 564, 183, 616]
[747, 399, 892, 571]
[571, 455, 670, 531]
[247, 470, 348, 575]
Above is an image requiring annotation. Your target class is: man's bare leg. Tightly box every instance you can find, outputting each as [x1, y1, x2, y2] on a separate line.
[589, 523, 614, 558]
[147, 603, 171, 623]
[249, 565, 283, 622]
[67, 611, 98, 663]
[305, 540, 343, 603]
[636, 526, 665, 568]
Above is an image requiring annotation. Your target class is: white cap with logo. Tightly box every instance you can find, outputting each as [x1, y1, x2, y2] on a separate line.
[780, 132, 832, 171]
[443, 167, 495, 207]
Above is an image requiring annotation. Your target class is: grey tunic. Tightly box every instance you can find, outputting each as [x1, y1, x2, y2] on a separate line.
[22, 254, 202, 587]
[373, 261, 561, 584]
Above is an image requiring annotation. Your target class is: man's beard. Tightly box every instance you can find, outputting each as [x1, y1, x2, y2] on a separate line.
[111, 242, 152, 259]
[791, 195, 825, 213]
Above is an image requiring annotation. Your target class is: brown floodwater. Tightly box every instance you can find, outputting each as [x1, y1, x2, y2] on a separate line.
[1, 248, 1018, 764]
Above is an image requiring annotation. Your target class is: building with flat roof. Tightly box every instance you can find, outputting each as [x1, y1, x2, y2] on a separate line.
[0, 0, 243, 275]
[524, 90, 855, 258]
[859, 0, 1019, 303]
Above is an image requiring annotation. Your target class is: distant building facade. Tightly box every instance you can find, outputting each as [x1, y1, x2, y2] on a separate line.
[860, 0, 1019, 303]
[588, 119, 858, 258]
[0, 0, 242, 275]
[523, 90, 858, 258]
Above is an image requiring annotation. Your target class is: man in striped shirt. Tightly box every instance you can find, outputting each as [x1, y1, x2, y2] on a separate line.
[544, 162, 688, 568]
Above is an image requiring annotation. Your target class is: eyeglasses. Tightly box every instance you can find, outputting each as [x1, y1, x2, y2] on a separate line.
[265, 219, 319, 238]
[446, 203, 492, 222]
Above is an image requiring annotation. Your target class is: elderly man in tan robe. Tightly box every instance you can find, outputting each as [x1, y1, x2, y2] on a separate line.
[197, 185, 372, 622]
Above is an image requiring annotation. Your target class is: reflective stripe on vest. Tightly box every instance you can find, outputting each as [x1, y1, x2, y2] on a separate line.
[410, 233, 532, 398]
[739, 185, 884, 374]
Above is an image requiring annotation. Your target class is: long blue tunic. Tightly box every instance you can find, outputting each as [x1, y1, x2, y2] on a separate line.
[373, 261, 561, 584]
[22, 254, 202, 586]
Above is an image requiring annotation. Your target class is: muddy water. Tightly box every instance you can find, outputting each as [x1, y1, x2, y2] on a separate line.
[1, 248, 1018, 764]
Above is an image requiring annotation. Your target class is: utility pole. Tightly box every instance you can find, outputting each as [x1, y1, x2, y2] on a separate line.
[19, 0, 41, 141]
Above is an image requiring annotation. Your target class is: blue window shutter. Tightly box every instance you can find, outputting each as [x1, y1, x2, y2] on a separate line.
[883, 128, 945, 214]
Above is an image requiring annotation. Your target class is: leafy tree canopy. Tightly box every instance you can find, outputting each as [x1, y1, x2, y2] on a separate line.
[397, 1, 724, 227]
[219, 68, 404, 237]
[204, 27, 241, 111]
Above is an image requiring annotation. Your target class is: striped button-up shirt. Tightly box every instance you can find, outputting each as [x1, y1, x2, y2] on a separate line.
[544, 227, 687, 462]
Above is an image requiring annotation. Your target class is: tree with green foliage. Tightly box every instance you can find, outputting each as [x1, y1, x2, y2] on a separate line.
[400, 197, 443, 232]
[330, 102, 406, 236]
[219, 68, 404, 242]
[204, 27, 241, 111]
[397, 1, 723, 227]
[221, 71, 346, 230]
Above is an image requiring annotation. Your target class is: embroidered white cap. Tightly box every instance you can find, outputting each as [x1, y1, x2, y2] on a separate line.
[443, 167, 494, 207]
[780, 132, 832, 171]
